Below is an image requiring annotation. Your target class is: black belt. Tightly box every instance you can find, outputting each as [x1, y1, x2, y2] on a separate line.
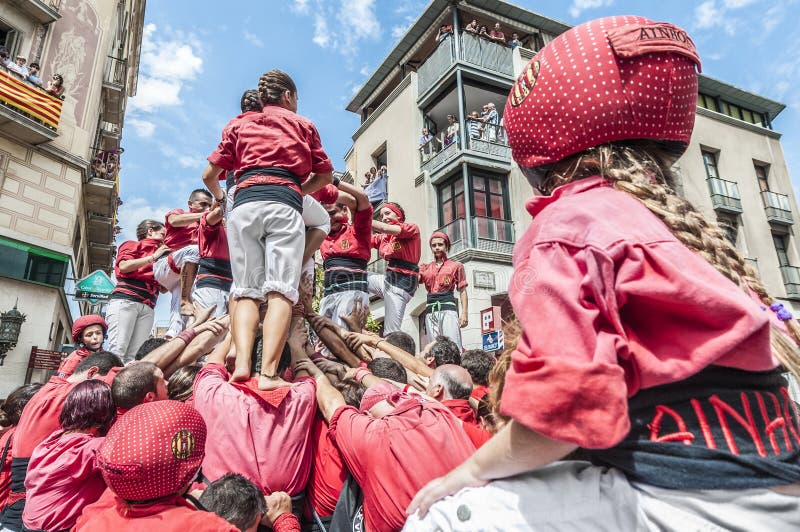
[324, 270, 368, 296]
[387, 258, 419, 273]
[225, 170, 235, 190]
[232, 166, 303, 213]
[323, 257, 368, 271]
[198, 257, 232, 279]
[426, 291, 457, 311]
[235, 166, 302, 187]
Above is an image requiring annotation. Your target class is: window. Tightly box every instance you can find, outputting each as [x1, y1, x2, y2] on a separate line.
[0, 236, 68, 288]
[755, 164, 769, 192]
[702, 150, 719, 179]
[697, 93, 716, 111]
[471, 173, 508, 219]
[716, 214, 738, 245]
[438, 176, 466, 226]
[773, 234, 790, 267]
[0, 20, 21, 57]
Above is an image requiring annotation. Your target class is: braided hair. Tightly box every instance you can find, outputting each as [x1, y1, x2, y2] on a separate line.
[240, 89, 262, 113]
[257, 70, 297, 106]
[535, 140, 800, 380]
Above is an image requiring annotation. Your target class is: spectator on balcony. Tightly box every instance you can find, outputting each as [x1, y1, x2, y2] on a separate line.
[26, 62, 43, 88]
[509, 33, 523, 49]
[436, 24, 453, 44]
[46, 74, 65, 99]
[484, 102, 500, 141]
[478, 25, 490, 39]
[0, 47, 9, 69]
[467, 111, 482, 140]
[7, 56, 28, 78]
[365, 165, 388, 208]
[489, 23, 506, 43]
[465, 19, 479, 34]
[420, 128, 438, 162]
[444, 114, 459, 147]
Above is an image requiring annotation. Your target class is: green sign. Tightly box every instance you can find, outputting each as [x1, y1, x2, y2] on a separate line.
[75, 270, 115, 302]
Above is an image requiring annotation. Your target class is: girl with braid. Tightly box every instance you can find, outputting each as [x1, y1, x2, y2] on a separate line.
[203, 70, 333, 389]
[406, 16, 800, 530]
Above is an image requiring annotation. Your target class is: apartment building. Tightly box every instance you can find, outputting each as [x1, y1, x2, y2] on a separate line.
[0, 0, 145, 394]
[345, 0, 800, 350]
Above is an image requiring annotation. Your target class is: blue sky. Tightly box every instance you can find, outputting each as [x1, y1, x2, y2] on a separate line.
[114, 0, 800, 327]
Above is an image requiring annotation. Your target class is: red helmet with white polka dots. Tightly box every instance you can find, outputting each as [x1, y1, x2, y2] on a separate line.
[98, 401, 206, 501]
[504, 16, 701, 169]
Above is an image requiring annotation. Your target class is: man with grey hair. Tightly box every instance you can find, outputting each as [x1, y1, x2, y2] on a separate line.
[425, 364, 476, 425]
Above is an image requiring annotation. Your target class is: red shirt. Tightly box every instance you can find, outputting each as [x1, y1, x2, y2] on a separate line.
[0, 428, 15, 511]
[306, 415, 346, 518]
[419, 257, 468, 294]
[461, 421, 492, 449]
[192, 364, 317, 495]
[320, 207, 374, 263]
[198, 212, 229, 261]
[75, 495, 237, 532]
[112, 238, 161, 307]
[23, 432, 105, 531]
[471, 385, 489, 401]
[311, 184, 339, 205]
[502, 177, 776, 449]
[371, 222, 421, 269]
[207, 105, 333, 195]
[57, 347, 90, 379]
[328, 396, 475, 531]
[164, 208, 200, 250]
[441, 398, 477, 425]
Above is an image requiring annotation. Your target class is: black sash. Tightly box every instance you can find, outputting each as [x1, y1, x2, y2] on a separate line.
[426, 291, 457, 312]
[232, 166, 303, 213]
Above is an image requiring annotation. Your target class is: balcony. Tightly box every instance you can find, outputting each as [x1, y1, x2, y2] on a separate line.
[465, 121, 510, 159]
[460, 32, 514, 78]
[780, 266, 800, 299]
[85, 147, 121, 218]
[761, 191, 794, 226]
[87, 211, 115, 245]
[88, 241, 115, 274]
[101, 56, 127, 124]
[437, 216, 515, 258]
[417, 35, 455, 97]
[0, 68, 61, 144]
[706, 177, 742, 214]
[8, 0, 61, 24]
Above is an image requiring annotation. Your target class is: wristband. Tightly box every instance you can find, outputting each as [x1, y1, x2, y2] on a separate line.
[332, 176, 341, 187]
[177, 328, 197, 344]
[403, 384, 411, 393]
[352, 367, 371, 383]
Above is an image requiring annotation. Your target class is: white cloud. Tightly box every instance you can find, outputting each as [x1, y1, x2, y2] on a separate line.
[391, 23, 410, 39]
[723, 0, 757, 7]
[298, 0, 381, 56]
[128, 118, 155, 138]
[243, 30, 264, 48]
[177, 155, 201, 168]
[693, 0, 738, 35]
[291, 0, 310, 14]
[128, 23, 203, 113]
[115, 197, 172, 242]
[312, 13, 330, 47]
[569, 0, 614, 18]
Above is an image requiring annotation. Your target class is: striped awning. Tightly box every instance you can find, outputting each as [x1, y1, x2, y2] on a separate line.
[0, 69, 62, 129]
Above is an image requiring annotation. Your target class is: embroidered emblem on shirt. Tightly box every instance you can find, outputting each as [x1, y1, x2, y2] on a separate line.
[341, 239, 351, 250]
[392, 241, 402, 251]
[441, 275, 452, 287]
[171, 429, 195, 460]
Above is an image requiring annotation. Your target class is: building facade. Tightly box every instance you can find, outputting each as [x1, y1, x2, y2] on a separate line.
[345, 0, 800, 351]
[0, 0, 145, 395]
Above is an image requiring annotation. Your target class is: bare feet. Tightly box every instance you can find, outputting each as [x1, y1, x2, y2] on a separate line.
[258, 374, 291, 390]
[230, 355, 251, 382]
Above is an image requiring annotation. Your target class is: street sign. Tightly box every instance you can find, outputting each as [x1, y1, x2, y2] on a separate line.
[480, 306, 502, 334]
[75, 270, 115, 302]
[482, 330, 504, 352]
[28, 346, 65, 371]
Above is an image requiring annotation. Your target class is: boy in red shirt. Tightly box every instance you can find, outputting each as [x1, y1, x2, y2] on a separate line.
[419, 231, 469, 349]
[194, 204, 230, 317]
[57, 314, 107, 378]
[154, 189, 212, 337]
[369, 202, 421, 333]
[106, 219, 170, 362]
[408, 16, 800, 529]
[203, 70, 332, 389]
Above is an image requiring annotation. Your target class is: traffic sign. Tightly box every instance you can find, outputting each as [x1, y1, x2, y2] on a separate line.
[480, 306, 502, 334]
[75, 270, 115, 302]
[482, 330, 504, 352]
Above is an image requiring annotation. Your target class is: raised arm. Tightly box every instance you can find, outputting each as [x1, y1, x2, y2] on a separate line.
[163, 316, 229, 377]
[202, 162, 225, 203]
[337, 181, 370, 212]
[301, 172, 334, 196]
[118, 244, 170, 273]
[347, 332, 432, 377]
[294, 359, 346, 422]
[167, 211, 205, 228]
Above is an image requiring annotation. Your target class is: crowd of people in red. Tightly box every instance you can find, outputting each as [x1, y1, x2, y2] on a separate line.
[0, 14, 798, 532]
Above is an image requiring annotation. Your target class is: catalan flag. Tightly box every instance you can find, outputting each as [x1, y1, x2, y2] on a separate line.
[0, 69, 62, 129]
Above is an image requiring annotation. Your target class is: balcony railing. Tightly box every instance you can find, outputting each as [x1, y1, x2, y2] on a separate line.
[436, 216, 515, 257]
[103, 56, 127, 88]
[14, 0, 61, 23]
[89, 147, 123, 188]
[0, 67, 62, 142]
[707, 177, 742, 214]
[780, 266, 800, 299]
[417, 35, 455, 96]
[460, 32, 514, 77]
[761, 190, 794, 225]
[466, 121, 510, 158]
[420, 137, 460, 172]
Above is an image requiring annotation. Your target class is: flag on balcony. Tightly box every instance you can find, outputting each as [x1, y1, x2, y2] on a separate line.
[0, 69, 63, 129]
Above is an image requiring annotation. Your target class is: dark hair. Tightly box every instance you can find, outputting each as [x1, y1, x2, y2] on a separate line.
[385, 331, 416, 355]
[52, 74, 63, 85]
[112, 362, 159, 410]
[74, 351, 123, 376]
[430, 336, 461, 367]
[0, 384, 42, 426]
[335, 378, 367, 408]
[168, 365, 200, 402]
[461, 349, 494, 386]
[240, 89, 262, 113]
[190, 189, 212, 201]
[250, 338, 292, 377]
[59, 380, 116, 435]
[135, 219, 164, 241]
[258, 69, 297, 106]
[199, 473, 266, 531]
[438, 370, 472, 400]
[29, 62, 39, 69]
[135, 337, 167, 360]
[368, 358, 407, 383]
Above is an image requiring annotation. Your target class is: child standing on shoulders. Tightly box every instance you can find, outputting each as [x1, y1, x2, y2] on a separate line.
[203, 70, 333, 389]
[419, 231, 468, 350]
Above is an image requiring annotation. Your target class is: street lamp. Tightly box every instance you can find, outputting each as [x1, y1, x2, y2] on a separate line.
[0, 301, 26, 366]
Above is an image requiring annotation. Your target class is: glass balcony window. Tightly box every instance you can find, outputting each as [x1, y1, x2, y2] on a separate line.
[780, 265, 800, 299]
[706, 177, 742, 213]
[762, 191, 794, 225]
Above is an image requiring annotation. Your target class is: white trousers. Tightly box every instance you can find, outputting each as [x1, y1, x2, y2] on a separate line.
[368, 273, 414, 334]
[319, 290, 370, 331]
[192, 286, 229, 317]
[153, 245, 200, 338]
[425, 308, 462, 350]
[105, 298, 154, 363]
[403, 462, 800, 531]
